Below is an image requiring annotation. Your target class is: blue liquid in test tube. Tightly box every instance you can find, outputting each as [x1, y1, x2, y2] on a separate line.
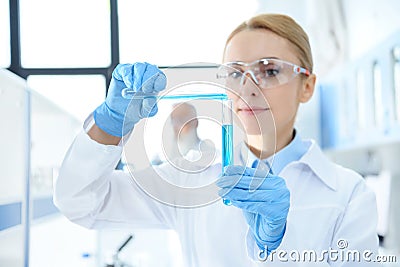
[222, 99, 233, 206]
[222, 124, 233, 167]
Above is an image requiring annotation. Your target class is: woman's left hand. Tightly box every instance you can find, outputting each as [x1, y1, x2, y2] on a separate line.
[217, 165, 290, 255]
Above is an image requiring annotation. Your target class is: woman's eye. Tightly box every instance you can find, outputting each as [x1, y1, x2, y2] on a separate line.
[265, 68, 280, 77]
[228, 71, 242, 79]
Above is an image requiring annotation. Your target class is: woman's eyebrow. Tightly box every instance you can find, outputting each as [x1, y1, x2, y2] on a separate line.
[226, 61, 246, 65]
[260, 56, 280, 60]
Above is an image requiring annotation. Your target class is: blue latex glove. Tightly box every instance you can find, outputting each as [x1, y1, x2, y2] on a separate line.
[217, 165, 290, 255]
[94, 63, 166, 137]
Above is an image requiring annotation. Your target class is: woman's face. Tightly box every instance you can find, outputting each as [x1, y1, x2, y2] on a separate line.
[223, 29, 314, 136]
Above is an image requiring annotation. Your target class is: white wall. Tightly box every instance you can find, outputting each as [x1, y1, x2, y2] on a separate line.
[0, 69, 28, 266]
[343, 0, 400, 61]
[0, 69, 28, 203]
[0, 69, 94, 267]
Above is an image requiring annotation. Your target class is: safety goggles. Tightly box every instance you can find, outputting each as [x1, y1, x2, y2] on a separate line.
[216, 58, 310, 91]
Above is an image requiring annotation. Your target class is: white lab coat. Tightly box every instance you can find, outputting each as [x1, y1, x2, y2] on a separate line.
[54, 119, 380, 267]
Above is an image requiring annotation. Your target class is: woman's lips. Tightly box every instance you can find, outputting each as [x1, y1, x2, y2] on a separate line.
[238, 107, 269, 115]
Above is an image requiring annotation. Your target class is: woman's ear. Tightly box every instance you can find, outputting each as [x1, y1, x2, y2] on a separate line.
[299, 74, 316, 103]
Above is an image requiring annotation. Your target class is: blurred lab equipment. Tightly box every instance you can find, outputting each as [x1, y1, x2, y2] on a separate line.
[104, 235, 134, 267]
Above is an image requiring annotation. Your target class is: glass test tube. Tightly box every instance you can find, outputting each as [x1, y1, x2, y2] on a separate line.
[222, 99, 233, 206]
[121, 89, 228, 101]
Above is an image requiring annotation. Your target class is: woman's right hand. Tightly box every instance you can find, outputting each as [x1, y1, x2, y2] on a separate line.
[93, 63, 167, 137]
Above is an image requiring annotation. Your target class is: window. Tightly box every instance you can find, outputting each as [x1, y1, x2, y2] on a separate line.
[118, 0, 258, 66]
[0, 0, 10, 68]
[372, 61, 383, 127]
[27, 75, 106, 122]
[393, 46, 400, 122]
[19, 0, 111, 68]
[356, 69, 366, 129]
[339, 80, 350, 138]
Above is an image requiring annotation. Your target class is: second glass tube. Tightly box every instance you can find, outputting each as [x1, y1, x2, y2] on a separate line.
[222, 99, 233, 205]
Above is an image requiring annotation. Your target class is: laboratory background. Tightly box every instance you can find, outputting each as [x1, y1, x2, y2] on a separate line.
[1, 0, 400, 266]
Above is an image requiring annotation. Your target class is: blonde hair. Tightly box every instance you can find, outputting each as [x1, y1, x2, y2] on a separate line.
[224, 14, 313, 73]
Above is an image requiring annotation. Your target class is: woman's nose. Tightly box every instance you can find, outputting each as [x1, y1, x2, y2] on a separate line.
[240, 70, 259, 86]
[239, 70, 261, 97]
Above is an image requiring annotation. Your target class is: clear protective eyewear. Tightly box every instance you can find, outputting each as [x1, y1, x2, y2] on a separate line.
[216, 58, 311, 91]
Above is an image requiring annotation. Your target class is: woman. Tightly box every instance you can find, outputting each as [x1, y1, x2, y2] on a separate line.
[54, 14, 379, 266]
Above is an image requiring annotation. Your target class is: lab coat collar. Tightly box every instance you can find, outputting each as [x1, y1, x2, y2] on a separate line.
[268, 129, 308, 175]
[298, 140, 338, 191]
[240, 129, 307, 175]
[239, 133, 337, 191]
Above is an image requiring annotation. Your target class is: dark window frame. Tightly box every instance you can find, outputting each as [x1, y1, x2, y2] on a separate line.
[7, 0, 120, 93]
